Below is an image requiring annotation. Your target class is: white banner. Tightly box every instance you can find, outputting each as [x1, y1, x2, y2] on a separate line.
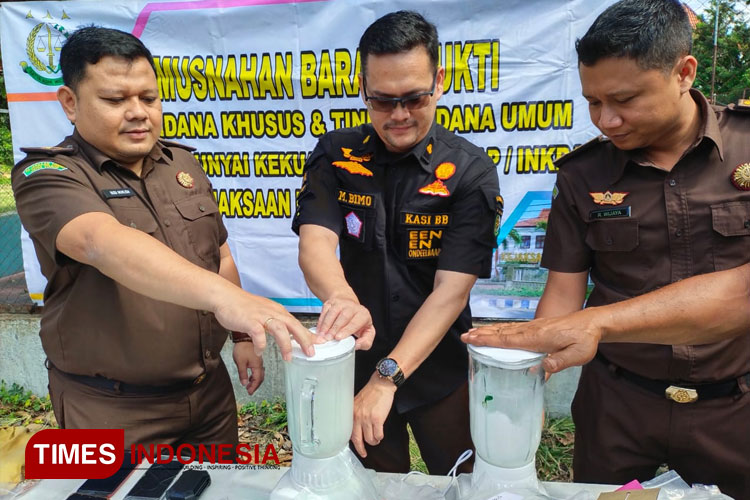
[0, 0, 614, 318]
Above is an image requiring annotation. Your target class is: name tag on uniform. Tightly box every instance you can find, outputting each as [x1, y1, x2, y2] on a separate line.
[589, 206, 631, 220]
[401, 212, 451, 227]
[101, 188, 135, 199]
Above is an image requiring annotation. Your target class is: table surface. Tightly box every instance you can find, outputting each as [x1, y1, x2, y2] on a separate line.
[12, 464, 619, 500]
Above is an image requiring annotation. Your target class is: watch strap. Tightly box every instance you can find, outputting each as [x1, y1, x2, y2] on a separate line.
[377, 357, 405, 388]
[231, 331, 253, 343]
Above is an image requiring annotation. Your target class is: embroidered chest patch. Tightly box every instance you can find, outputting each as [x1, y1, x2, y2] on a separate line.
[345, 211, 363, 238]
[22, 161, 67, 177]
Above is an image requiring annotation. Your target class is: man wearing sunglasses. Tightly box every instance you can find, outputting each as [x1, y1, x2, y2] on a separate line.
[293, 10, 500, 474]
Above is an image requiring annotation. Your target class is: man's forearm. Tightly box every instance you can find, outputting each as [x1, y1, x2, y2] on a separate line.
[298, 226, 358, 302]
[390, 271, 476, 377]
[596, 263, 750, 345]
[62, 213, 240, 314]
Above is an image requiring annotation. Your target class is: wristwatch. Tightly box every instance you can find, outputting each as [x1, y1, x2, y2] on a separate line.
[376, 357, 405, 388]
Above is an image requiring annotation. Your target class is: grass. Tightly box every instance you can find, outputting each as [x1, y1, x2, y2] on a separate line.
[537, 416, 575, 481]
[481, 285, 545, 297]
[0, 380, 54, 427]
[239, 398, 288, 432]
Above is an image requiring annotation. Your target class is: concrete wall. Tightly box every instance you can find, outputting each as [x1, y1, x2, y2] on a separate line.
[0, 313, 578, 417]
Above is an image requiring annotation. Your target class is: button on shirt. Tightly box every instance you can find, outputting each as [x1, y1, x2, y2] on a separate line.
[542, 89, 750, 382]
[12, 131, 228, 385]
[293, 123, 499, 413]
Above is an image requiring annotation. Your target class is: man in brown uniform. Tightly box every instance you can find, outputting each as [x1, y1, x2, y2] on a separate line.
[11, 27, 316, 450]
[469, 0, 750, 497]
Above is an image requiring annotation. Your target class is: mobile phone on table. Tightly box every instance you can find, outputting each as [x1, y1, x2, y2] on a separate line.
[124, 459, 184, 499]
[165, 470, 211, 500]
[69, 451, 137, 498]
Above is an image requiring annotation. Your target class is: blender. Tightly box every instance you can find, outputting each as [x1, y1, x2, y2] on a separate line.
[270, 335, 379, 500]
[463, 344, 547, 498]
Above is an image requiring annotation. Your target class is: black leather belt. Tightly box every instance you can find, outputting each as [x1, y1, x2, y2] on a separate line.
[48, 361, 206, 395]
[595, 352, 743, 403]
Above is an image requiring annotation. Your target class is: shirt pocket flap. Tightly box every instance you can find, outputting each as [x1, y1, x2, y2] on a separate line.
[585, 219, 639, 251]
[175, 194, 219, 221]
[113, 207, 158, 234]
[711, 201, 750, 237]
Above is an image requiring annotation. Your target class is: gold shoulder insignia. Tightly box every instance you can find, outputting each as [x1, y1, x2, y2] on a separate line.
[555, 135, 609, 169]
[20, 145, 76, 156]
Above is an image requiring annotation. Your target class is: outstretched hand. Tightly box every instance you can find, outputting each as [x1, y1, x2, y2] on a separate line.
[215, 292, 323, 361]
[461, 310, 603, 373]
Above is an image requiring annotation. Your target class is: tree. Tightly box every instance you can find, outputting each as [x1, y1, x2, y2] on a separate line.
[501, 228, 522, 250]
[692, 0, 750, 105]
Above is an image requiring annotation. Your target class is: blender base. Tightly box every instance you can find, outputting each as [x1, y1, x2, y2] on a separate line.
[469, 454, 542, 493]
[270, 447, 378, 500]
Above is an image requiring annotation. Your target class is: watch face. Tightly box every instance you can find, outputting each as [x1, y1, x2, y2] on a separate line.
[378, 358, 399, 377]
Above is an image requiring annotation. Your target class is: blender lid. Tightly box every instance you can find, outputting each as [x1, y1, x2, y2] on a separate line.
[291, 334, 355, 361]
[467, 344, 545, 368]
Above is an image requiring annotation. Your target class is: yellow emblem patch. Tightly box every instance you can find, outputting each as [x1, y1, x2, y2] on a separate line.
[589, 191, 628, 205]
[418, 180, 450, 197]
[332, 161, 373, 177]
[731, 163, 750, 191]
[435, 162, 456, 180]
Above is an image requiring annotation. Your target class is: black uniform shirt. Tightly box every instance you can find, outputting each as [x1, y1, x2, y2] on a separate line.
[293, 122, 500, 413]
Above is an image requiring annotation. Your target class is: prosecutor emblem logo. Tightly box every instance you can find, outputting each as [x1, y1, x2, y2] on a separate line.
[731, 163, 750, 191]
[19, 10, 71, 86]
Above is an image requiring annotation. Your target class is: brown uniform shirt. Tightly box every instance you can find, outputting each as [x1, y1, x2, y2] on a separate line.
[11, 130, 229, 385]
[542, 89, 750, 382]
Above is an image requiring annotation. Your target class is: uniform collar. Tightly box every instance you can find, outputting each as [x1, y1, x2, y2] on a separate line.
[70, 129, 170, 176]
[609, 88, 723, 184]
[369, 122, 437, 174]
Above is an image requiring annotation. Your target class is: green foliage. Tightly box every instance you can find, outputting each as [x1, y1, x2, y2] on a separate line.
[501, 228, 522, 250]
[0, 114, 14, 171]
[693, 1, 750, 105]
[0, 73, 7, 109]
[482, 285, 545, 297]
[0, 73, 13, 170]
[239, 398, 288, 431]
[537, 416, 575, 481]
[0, 380, 52, 426]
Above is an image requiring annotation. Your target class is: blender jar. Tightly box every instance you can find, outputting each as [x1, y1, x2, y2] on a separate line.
[467, 345, 545, 469]
[285, 336, 355, 459]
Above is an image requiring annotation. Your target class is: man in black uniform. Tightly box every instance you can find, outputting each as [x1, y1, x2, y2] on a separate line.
[293, 11, 500, 474]
[12, 27, 317, 449]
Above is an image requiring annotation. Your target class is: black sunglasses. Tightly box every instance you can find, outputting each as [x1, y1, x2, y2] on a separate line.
[363, 72, 438, 112]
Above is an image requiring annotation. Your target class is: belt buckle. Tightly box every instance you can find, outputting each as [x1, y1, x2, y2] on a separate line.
[193, 373, 206, 385]
[665, 385, 698, 403]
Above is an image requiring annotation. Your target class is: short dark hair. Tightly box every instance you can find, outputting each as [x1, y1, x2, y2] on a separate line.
[60, 26, 156, 90]
[576, 0, 692, 72]
[358, 10, 439, 77]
